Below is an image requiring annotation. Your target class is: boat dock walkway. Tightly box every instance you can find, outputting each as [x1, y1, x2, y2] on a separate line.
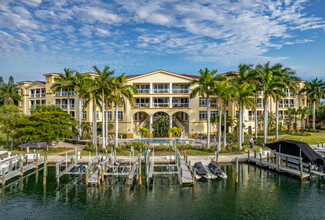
[1, 154, 44, 185]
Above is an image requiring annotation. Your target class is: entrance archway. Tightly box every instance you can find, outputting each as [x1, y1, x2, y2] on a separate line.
[133, 111, 149, 138]
[172, 112, 189, 138]
[152, 112, 170, 137]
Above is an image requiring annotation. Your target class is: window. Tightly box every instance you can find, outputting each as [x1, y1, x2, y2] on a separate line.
[199, 97, 207, 106]
[154, 84, 168, 93]
[71, 111, 75, 118]
[236, 111, 239, 119]
[105, 111, 112, 120]
[211, 111, 218, 117]
[199, 111, 207, 119]
[114, 111, 123, 120]
[82, 99, 87, 106]
[302, 99, 305, 106]
[154, 98, 169, 107]
[20, 89, 23, 96]
[96, 111, 99, 119]
[134, 112, 143, 121]
[136, 84, 150, 93]
[20, 101, 23, 107]
[225, 111, 228, 116]
[82, 111, 87, 120]
[225, 101, 229, 106]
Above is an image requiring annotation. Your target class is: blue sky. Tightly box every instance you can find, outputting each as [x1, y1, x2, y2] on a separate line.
[0, 0, 325, 82]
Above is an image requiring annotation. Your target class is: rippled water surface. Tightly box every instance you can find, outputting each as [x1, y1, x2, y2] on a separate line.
[1, 164, 325, 219]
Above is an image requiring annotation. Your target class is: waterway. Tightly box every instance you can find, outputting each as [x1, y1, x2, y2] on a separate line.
[1, 164, 325, 219]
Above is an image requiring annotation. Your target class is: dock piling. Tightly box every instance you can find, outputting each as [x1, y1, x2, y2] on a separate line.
[43, 152, 47, 186]
[235, 157, 238, 184]
[2, 168, 5, 185]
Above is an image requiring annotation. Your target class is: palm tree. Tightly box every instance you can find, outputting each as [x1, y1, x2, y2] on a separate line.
[71, 72, 92, 140]
[232, 82, 255, 150]
[272, 65, 299, 139]
[298, 106, 309, 132]
[51, 68, 75, 114]
[227, 64, 257, 144]
[0, 83, 21, 105]
[287, 108, 297, 133]
[255, 62, 286, 144]
[110, 74, 138, 148]
[301, 78, 325, 130]
[92, 65, 114, 149]
[189, 68, 218, 149]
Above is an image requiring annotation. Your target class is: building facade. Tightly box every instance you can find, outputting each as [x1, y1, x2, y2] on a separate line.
[17, 69, 307, 138]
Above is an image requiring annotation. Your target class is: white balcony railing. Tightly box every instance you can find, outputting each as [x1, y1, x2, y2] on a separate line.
[257, 91, 264, 95]
[257, 103, 263, 108]
[154, 103, 169, 107]
[172, 89, 189, 94]
[70, 104, 75, 108]
[172, 103, 189, 108]
[137, 89, 150, 94]
[30, 94, 35, 97]
[134, 103, 150, 108]
[154, 89, 169, 94]
[41, 93, 46, 97]
[280, 104, 295, 108]
[285, 93, 294, 97]
[248, 116, 261, 121]
[279, 115, 289, 119]
[61, 104, 68, 108]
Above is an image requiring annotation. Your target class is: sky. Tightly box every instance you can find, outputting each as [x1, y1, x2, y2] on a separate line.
[0, 0, 325, 82]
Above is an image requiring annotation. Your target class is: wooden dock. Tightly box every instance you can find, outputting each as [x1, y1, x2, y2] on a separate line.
[0, 158, 44, 184]
[248, 152, 310, 179]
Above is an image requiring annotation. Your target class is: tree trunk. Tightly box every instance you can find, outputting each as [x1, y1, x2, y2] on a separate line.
[115, 103, 119, 148]
[218, 103, 222, 152]
[301, 116, 304, 132]
[295, 116, 298, 134]
[288, 115, 291, 133]
[307, 114, 310, 129]
[20, 139, 23, 151]
[102, 94, 105, 149]
[11, 137, 14, 151]
[78, 96, 82, 140]
[241, 106, 245, 145]
[275, 100, 279, 139]
[238, 104, 243, 151]
[93, 98, 97, 146]
[313, 101, 316, 130]
[263, 98, 268, 145]
[254, 107, 258, 139]
[6, 131, 10, 148]
[67, 89, 70, 114]
[207, 96, 211, 149]
[223, 104, 227, 147]
[105, 104, 108, 147]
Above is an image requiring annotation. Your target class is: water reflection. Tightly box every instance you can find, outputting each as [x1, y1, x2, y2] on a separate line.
[0, 165, 324, 219]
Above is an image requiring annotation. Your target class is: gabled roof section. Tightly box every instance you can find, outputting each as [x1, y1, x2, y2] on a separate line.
[25, 81, 46, 89]
[17, 81, 33, 84]
[126, 69, 200, 81]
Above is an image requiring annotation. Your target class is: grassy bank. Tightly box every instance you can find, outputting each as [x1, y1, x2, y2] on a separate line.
[277, 130, 325, 145]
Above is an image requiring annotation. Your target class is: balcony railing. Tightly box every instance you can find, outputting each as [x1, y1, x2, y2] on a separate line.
[137, 89, 150, 94]
[210, 103, 217, 108]
[30, 94, 35, 97]
[257, 91, 264, 95]
[280, 104, 295, 108]
[172, 89, 189, 94]
[154, 89, 169, 94]
[154, 103, 169, 107]
[61, 104, 68, 108]
[134, 103, 150, 108]
[248, 116, 261, 121]
[279, 115, 289, 119]
[285, 93, 294, 97]
[257, 103, 263, 108]
[172, 103, 189, 108]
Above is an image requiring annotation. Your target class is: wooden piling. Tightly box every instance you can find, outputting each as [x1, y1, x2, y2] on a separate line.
[2, 168, 5, 185]
[286, 157, 288, 167]
[299, 158, 303, 180]
[247, 150, 250, 163]
[267, 152, 269, 162]
[35, 151, 38, 169]
[259, 152, 262, 165]
[43, 152, 47, 186]
[20, 157, 23, 176]
[139, 156, 142, 185]
[235, 157, 239, 184]
[9, 161, 12, 172]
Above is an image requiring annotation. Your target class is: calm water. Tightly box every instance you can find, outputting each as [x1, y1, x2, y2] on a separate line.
[1, 165, 325, 220]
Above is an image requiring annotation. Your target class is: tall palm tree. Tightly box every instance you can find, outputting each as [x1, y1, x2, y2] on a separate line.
[71, 72, 92, 140]
[110, 74, 138, 148]
[0, 83, 21, 105]
[189, 68, 218, 149]
[287, 107, 297, 133]
[255, 62, 286, 144]
[273, 65, 299, 139]
[51, 68, 75, 114]
[301, 78, 325, 130]
[92, 65, 115, 149]
[232, 82, 255, 151]
[228, 64, 257, 144]
[298, 106, 309, 132]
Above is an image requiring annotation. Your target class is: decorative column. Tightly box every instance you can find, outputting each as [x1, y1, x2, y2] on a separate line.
[169, 97, 172, 108]
[169, 114, 173, 129]
[188, 115, 191, 137]
[130, 114, 133, 134]
[150, 82, 153, 94]
[149, 97, 153, 108]
[149, 115, 153, 137]
[169, 82, 172, 94]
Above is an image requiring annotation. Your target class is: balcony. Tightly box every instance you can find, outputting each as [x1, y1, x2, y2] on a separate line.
[257, 103, 263, 108]
[172, 103, 189, 108]
[285, 92, 294, 97]
[279, 115, 289, 119]
[154, 89, 169, 94]
[280, 103, 295, 108]
[30, 94, 35, 98]
[210, 103, 217, 108]
[172, 89, 189, 94]
[248, 116, 261, 121]
[257, 91, 264, 95]
[137, 89, 150, 94]
[154, 103, 169, 107]
[134, 103, 150, 108]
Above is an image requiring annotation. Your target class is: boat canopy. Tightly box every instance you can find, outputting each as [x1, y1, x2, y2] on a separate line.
[266, 140, 325, 167]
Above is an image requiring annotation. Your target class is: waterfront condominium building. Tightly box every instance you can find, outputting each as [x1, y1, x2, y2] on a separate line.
[17, 69, 307, 138]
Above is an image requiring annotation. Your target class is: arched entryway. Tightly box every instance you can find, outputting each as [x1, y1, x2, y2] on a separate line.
[152, 112, 170, 137]
[172, 111, 190, 138]
[132, 111, 149, 138]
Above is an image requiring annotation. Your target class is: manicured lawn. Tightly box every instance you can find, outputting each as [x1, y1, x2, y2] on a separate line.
[277, 130, 325, 145]
[2, 147, 72, 156]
